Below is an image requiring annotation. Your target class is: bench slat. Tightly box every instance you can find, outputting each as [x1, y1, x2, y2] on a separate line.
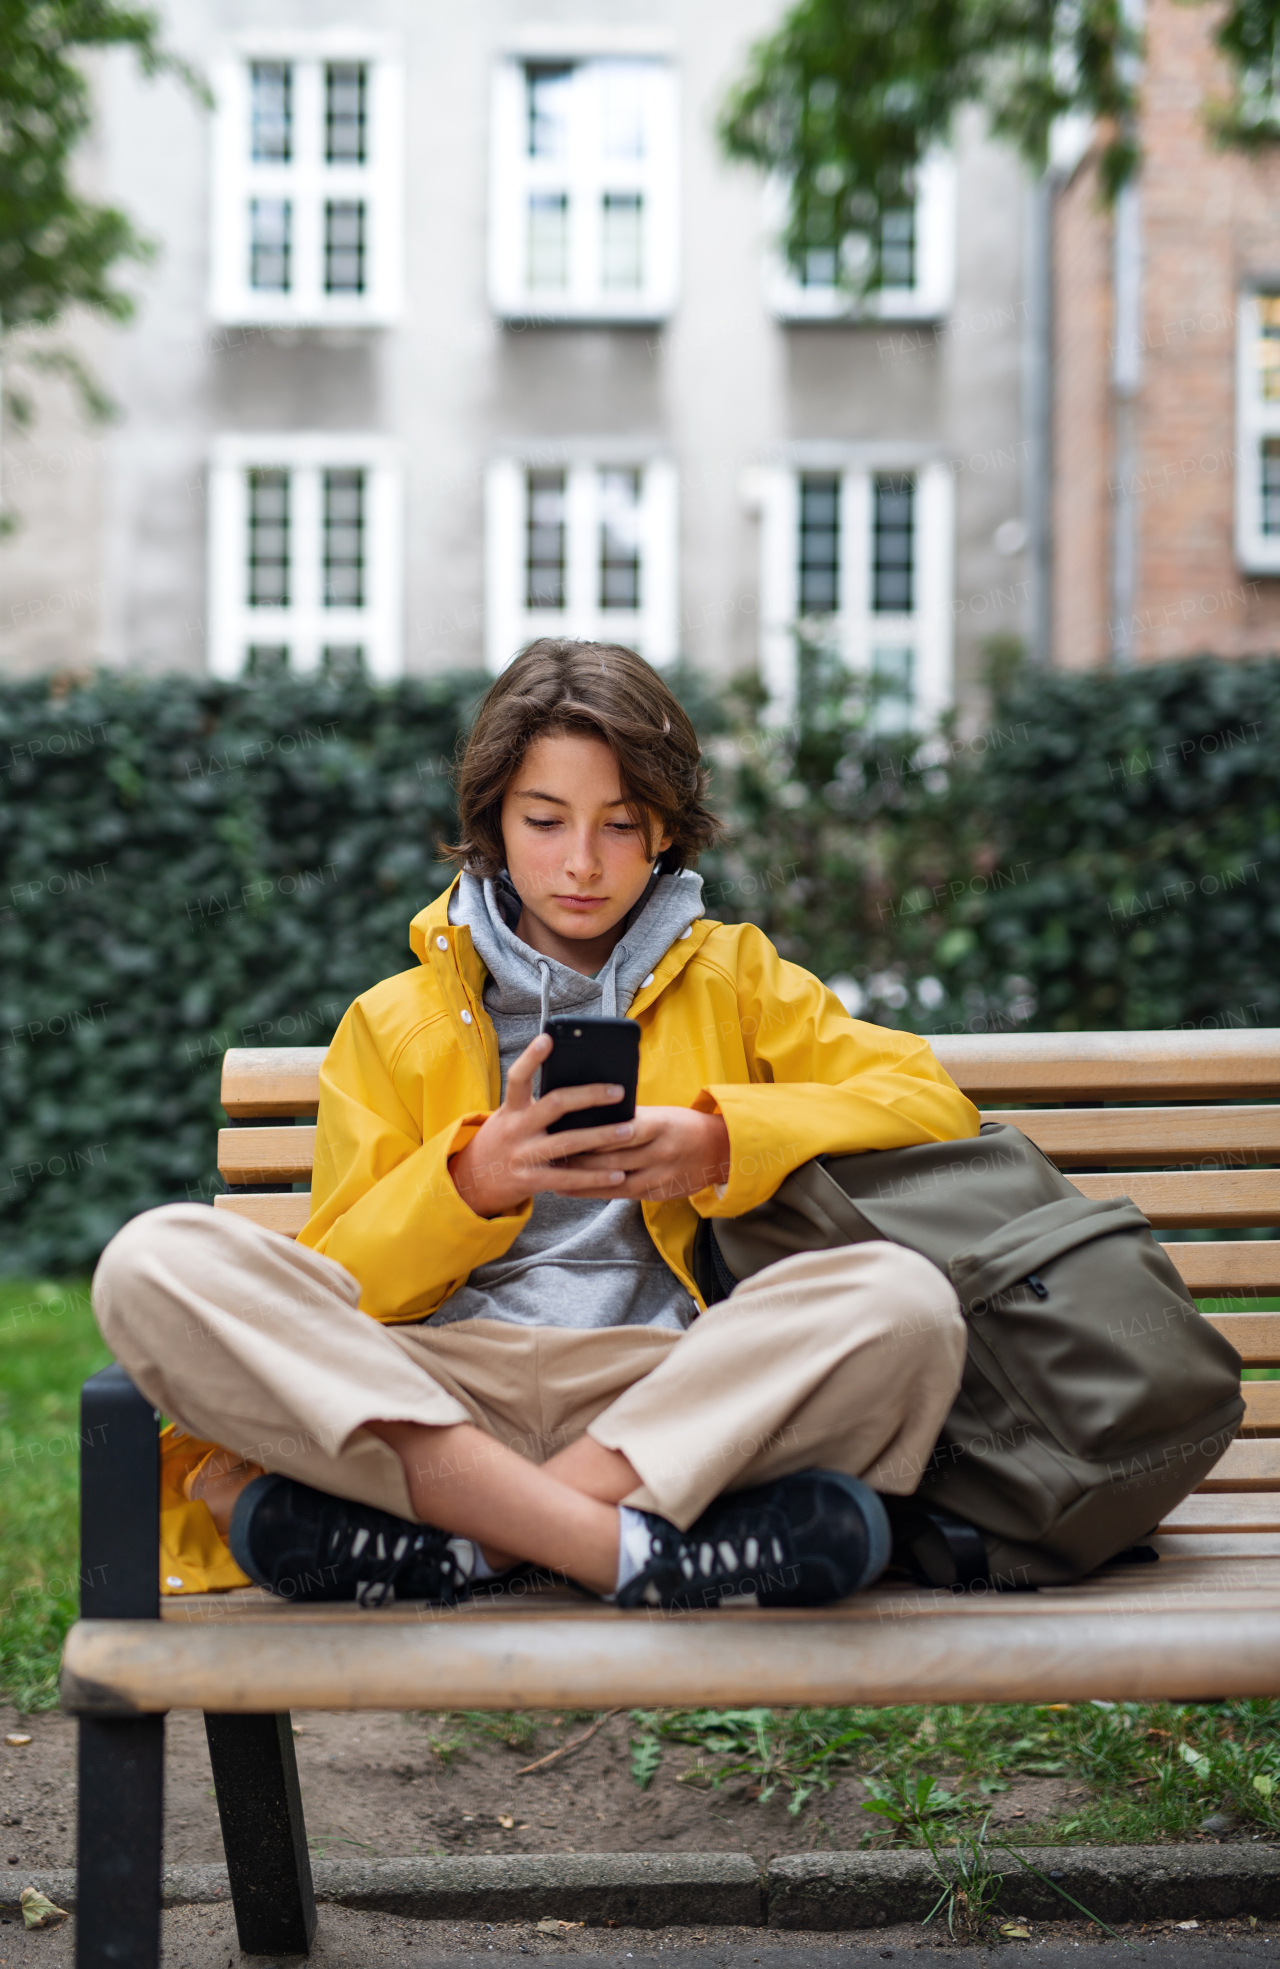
[221, 1046, 326, 1117]
[218, 1125, 316, 1185]
[213, 1193, 312, 1235]
[1159, 1494, 1280, 1531]
[220, 1030, 1280, 1123]
[1166, 1242, 1280, 1295]
[1071, 1170, 1280, 1226]
[1198, 1440, 1280, 1489]
[992, 1107, 1280, 1164]
[1204, 1315, 1280, 1366]
[1243, 1383, 1280, 1433]
[933, 1030, 1280, 1102]
[213, 1116, 1280, 1188]
[60, 1601, 1280, 1711]
[209, 1177, 1280, 1240]
[153, 1557, 1280, 1624]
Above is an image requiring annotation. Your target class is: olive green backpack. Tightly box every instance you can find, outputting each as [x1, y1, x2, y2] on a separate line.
[699, 1123, 1245, 1589]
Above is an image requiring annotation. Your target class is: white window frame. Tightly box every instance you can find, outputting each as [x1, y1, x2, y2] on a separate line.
[765, 153, 956, 324]
[751, 459, 954, 722]
[485, 453, 678, 671]
[1236, 288, 1280, 573]
[208, 433, 403, 679]
[209, 34, 404, 327]
[488, 53, 679, 322]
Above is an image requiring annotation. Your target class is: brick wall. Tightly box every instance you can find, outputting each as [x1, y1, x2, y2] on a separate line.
[1052, 0, 1280, 665]
[1052, 148, 1114, 666]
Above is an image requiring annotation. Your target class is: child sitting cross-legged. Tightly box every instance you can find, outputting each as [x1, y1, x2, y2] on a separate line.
[94, 638, 978, 1611]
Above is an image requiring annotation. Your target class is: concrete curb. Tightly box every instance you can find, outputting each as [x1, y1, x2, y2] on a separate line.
[0, 1854, 762, 1927]
[4, 1844, 1278, 1928]
[768, 1845, 1280, 1929]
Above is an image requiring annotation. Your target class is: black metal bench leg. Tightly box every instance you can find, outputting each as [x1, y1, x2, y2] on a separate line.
[73, 1363, 164, 1968]
[76, 1715, 164, 1967]
[205, 1711, 317, 1955]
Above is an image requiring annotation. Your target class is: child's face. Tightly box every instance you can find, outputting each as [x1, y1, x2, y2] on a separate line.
[500, 732, 671, 945]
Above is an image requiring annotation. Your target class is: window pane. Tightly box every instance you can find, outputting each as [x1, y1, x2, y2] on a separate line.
[599, 468, 642, 609]
[251, 62, 292, 163]
[323, 469, 365, 607]
[526, 64, 574, 157]
[325, 200, 366, 294]
[1262, 439, 1280, 533]
[600, 61, 646, 159]
[602, 193, 644, 290]
[322, 644, 365, 674]
[798, 474, 841, 614]
[872, 474, 915, 613]
[870, 644, 915, 731]
[527, 193, 569, 289]
[249, 198, 291, 291]
[326, 63, 368, 164]
[247, 470, 290, 607]
[526, 470, 566, 608]
[878, 206, 916, 287]
[1257, 296, 1280, 402]
[247, 644, 290, 672]
[801, 245, 838, 290]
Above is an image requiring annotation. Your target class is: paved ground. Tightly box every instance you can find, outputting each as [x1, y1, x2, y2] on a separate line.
[2, 1911, 1280, 1967]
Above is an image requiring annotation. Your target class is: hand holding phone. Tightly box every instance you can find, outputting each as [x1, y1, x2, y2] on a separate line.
[539, 1016, 640, 1134]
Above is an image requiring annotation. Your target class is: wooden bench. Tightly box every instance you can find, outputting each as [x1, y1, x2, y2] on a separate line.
[62, 1029, 1280, 1967]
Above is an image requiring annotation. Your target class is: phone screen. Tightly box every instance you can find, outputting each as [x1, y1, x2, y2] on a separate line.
[540, 1016, 640, 1136]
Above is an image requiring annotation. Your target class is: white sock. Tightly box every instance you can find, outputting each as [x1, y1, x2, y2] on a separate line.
[614, 1505, 655, 1595]
[447, 1537, 497, 1582]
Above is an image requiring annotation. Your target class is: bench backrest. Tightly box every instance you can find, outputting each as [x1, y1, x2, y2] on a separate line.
[215, 1030, 1280, 1462]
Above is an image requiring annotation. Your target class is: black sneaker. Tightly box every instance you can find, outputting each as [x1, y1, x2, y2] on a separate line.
[613, 1469, 891, 1611]
[228, 1473, 474, 1609]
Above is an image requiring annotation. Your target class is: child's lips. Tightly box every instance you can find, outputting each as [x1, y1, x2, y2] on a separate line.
[555, 894, 608, 911]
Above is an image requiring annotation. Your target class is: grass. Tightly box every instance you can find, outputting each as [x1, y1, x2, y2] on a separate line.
[0, 1277, 110, 1710]
[2, 1278, 1277, 1851]
[622, 1700, 1280, 1843]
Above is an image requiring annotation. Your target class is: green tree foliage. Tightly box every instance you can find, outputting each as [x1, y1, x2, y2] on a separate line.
[717, 0, 1280, 288]
[709, 648, 1280, 1038]
[0, 0, 198, 331]
[717, 0, 1140, 289]
[0, 0, 202, 431]
[1, 656, 1278, 1273]
[1211, 0, 1280, 144]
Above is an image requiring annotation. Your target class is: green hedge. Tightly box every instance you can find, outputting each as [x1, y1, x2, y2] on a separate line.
[2, 654, 1279, 1273]
[701, 647, 1280, 1038]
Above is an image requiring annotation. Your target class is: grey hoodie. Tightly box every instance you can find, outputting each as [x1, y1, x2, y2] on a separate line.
[436, 867, 706, 1332]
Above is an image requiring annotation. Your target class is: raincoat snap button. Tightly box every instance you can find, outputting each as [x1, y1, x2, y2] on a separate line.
[436, 935, 448, 950]
[679, 926, 693, 939]
[461, 1009, 473, 1024]
[642, 973, 655, 988]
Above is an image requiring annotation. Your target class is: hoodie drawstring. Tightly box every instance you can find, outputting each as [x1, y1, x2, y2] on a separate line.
[537, 961, 552, 1035]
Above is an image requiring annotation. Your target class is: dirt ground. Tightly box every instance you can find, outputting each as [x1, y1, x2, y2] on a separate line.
[1, 1907, 1279, 1969]
[0, 1703, 1084, 1873]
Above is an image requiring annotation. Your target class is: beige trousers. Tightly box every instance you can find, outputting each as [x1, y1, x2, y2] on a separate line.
[93, 1203, 966, 1531]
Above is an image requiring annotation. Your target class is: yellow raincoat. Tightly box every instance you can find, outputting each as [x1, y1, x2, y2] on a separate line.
[297, 880, 979, 1318]
[161, 878, 978, 1590]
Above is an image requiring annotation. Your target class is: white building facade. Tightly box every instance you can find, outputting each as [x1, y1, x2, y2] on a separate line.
[0, 0, 1034, 724]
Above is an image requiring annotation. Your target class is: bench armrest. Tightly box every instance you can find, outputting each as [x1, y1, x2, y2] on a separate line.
[80, 1363, 159, 1621]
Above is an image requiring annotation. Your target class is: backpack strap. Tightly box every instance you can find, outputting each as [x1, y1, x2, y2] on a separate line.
[883, 1496, 993, 1591]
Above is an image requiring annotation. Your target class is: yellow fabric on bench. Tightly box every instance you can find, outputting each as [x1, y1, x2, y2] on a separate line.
[158, 1425, 250, 1596]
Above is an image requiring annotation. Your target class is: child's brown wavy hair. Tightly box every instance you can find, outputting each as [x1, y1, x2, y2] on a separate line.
[447, 638, 725, 879]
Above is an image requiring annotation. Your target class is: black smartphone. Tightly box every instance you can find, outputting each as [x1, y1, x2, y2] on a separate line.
[540, 1015, 640, 1136]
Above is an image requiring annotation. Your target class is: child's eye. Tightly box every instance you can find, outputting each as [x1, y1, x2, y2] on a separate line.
[524, 816, 560, 830]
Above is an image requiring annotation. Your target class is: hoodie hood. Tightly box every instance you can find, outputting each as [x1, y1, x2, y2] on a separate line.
[448, 866, 705, 1038]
